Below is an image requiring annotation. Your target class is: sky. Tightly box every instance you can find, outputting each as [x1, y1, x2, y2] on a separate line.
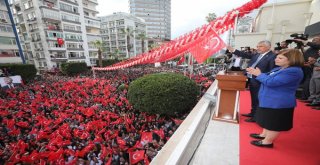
[96, 0, 283, 39]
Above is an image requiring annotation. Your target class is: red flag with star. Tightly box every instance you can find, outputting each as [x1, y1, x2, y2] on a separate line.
[129, 150, 145, 165]
[189, 31, 226, 63]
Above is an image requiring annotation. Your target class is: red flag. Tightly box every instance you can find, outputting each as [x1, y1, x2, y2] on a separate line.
[141, 132, 153, 144]
[129, 150, 145, 165]
[133, 140, 144, 149]
[57, 38, 64, 46]
[189, 31, 225, 63]
[144, 154, 150, 165]
[177, 56, 185, 65]
[171, 117, 183, 125]
[105, 156, 112, 165]
[117, 136, 126, 146]
[153, 129, 165, 139]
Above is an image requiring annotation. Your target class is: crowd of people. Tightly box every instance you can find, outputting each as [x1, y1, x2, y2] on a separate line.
[295, 36, 320, 110]
[0, 66, 213, 164]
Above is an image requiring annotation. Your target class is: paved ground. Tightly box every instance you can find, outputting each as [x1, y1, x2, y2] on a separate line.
[190, 119, 239, 165]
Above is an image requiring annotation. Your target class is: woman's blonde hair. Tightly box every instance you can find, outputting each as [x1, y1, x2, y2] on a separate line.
[278, 49, 305, 66]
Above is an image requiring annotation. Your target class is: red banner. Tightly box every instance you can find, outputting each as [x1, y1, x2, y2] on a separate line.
[189, 31, 226, 63]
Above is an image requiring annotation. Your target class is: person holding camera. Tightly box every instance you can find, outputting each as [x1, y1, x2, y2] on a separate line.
[294, 36, 320, 60]
[227, 40, 276, 122]
[293, 36, 320, 100]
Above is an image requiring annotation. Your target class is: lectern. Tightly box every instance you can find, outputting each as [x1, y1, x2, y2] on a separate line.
[213, 71, 247, 123]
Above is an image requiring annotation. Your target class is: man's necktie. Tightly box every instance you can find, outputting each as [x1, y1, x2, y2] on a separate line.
[247, 54, 263, 78]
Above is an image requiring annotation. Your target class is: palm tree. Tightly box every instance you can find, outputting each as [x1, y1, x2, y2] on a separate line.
[206, 12, 217, 23]
[110, 49, 120, 60]
[137, 32, 147, 53]
[120, 27, 134, 58]
[90, 40, 105, 67]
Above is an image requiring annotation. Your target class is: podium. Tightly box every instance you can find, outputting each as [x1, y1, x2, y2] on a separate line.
[213, 71, 247, 123]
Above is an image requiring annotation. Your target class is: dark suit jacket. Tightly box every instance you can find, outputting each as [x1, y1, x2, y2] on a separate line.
[233, 50, 276, 85]
[1, 83, 21, 90]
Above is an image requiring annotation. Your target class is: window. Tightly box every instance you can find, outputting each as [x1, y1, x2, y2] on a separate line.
[0, 25, 13, 33]
[0, 36, 16, 45]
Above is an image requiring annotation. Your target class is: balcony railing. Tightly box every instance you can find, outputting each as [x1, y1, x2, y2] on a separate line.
[68, 56, 86, 59]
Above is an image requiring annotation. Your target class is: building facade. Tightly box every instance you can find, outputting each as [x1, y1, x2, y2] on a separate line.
[100, 12, 147, 59]
[232, 0, 318, 49]
[129, 0, 171, 41]
[9, 0, 101, 71]
[0, 0, 23, 64]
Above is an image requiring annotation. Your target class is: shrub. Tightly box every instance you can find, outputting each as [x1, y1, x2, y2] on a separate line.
[101, 59, 121, 67]
[60, 62, 88, 76]
[0, 64, 36, 82]
[128, 73, 199, 116]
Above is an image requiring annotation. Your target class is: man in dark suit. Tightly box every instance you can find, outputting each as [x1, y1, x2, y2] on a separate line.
[1, 76, 20, 90]
[227, 40, 276, 122]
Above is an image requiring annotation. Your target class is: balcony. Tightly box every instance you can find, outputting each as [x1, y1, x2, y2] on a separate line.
[87, 0, 98, 4]
[67, 47, 84, 51]
[68, 56, 86, 59]
[60, 0, 78, 6]
[45, 25, 62, 31]
[50, 54, 68, 62]
[29, 28, 39, 32]
[31, 38, 41, 42]
[39, 1, 59, 11]
[26, 17, 37, 23]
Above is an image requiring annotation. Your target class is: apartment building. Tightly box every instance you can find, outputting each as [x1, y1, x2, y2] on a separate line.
[0, 0, 23, 64]
[129, 0, 171, 41]
[10, 0, 101, 71]
[100, 12, 147, 59]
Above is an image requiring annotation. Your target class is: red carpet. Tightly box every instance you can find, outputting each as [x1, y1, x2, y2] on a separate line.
[239, 91, 320, 165]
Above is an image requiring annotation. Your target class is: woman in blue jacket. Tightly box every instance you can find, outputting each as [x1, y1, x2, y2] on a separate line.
[246, 49, 304, 148]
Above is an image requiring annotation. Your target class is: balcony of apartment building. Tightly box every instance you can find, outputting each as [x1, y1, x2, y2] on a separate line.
[82, 1, 98, 13]
[60, 0, 78, 6]
[66, 43, 84, 51]
[86, 0, 98, 5]
[50, 52, 68, 62]
[0, 17, 9, 24]
[0, 36, 18, 50]
[0, 25, 14, 37]
[84, 18, 100, 29]
[47, 41, 66, 51]
[39, 0, 59, 11]
[41, 8, 61, 22]
[61, 14, 81, 24]
[44, 24, 62, 32]
[22, 1, 34, 11]
[59, 4, 80, 16]
[31, 37, 42, 42]
[68, 52, 85, 60]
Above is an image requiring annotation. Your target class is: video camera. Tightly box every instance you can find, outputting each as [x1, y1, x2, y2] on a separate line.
[285, 33, 309, 49]
[274, 42, 282, 51]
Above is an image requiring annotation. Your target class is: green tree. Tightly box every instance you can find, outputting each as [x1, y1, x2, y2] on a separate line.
[206, 12, 217, 23]
[110, 49, 120, 60]
[121, 27, 134, 58]
[90, 40, 105, 67]
[137, 32, 147, 53]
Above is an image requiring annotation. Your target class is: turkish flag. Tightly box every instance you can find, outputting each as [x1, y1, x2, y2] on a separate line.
[189, 31, 226, 63]
[153, 129, 165, 139]
[117, 136, 126, 146]
[141, 132, 153, 144]
[129, 150, 145, 165]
